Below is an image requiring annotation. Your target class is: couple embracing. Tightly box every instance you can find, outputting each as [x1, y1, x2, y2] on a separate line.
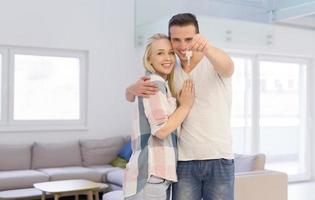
[124, 13, 234, 200]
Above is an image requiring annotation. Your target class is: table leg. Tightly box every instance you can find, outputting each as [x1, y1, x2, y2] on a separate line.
[87, 191, 93, 200]
[54, 193, 60, 200]
[94, 191, 100, 200]
[75, 194, 79, 200]
[41, 191, 46, 200]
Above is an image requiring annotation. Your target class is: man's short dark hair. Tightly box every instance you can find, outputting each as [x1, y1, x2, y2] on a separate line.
[168, 13, 199, 37]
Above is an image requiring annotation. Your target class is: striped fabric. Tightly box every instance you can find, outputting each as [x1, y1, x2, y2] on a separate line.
[123, 72, 178, 198]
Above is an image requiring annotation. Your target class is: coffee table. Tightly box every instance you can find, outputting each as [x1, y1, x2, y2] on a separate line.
[34, 179, 107, 200]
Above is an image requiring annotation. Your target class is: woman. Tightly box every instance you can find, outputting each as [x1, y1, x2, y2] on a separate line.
[123, 33, 195, 200]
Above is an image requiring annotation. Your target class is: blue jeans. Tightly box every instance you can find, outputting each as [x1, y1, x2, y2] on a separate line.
[172, 159, 235, 200]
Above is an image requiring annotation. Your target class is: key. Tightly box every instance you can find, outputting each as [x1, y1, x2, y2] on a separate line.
[185, 50, 192, 66]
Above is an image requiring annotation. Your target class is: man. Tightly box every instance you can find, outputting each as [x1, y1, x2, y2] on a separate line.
[126, 13, 234, 200]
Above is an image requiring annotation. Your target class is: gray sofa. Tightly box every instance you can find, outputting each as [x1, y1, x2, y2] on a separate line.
[0, 137, 288, 200]
[0, 136, 127, 199]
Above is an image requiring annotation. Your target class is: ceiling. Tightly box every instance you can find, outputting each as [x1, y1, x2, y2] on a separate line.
[136, 0, 315, 30]
[272, 0, 315, 30]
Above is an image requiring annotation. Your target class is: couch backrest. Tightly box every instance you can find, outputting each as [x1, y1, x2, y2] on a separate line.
[80, 136, 125, 166]
[0, 144, 32, 171]
[31, 141, 82, 169]
[253, 153, 265, 170]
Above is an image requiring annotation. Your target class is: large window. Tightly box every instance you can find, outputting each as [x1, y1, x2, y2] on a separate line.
[231, 55, 311, 182]
[259, 58, 309, 181]
[14, 55, 80, 120]
[0, 47, 87, 131]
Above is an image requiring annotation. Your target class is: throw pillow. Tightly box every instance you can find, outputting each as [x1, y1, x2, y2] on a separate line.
[110, 157, 128, 168]
[234, 154, 256, 173]
[117, 139, 132, 161]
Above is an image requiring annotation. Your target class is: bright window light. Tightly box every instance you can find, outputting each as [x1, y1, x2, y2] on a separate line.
[13, 54, 80, 120]
[259, 60, 307, 178]
[230, 55, 309, 182]
[231, 57, 252, 154]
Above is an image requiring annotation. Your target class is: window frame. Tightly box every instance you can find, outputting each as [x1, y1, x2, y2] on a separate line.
[0, 46, 88, 132]
[229, 51, 312, 182]
[229, 54, 256, 154]
[257, 54, 311, 182]
[0, 48, 9, 126]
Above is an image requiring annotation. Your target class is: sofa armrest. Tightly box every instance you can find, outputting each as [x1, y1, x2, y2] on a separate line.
[235, 170, 288, 200]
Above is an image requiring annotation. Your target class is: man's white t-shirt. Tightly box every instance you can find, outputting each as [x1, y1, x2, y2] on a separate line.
[173, 57, 234, 161]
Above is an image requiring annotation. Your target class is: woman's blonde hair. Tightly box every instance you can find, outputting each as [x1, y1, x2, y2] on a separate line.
[143, 33, 176, 97]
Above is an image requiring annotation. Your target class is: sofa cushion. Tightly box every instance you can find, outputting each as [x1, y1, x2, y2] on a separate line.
[106, 169, 124, 186]
[0, 188, 42, 199]
[107, 184, 123, 191]
[32, 141, 82, 169]
[88, 165, 120, 182]
[0, 170, 49, 191]
[38, 166, 103, 182]
[88, 165, 119, 174]
[102, 190, 123, 200]
[80, 137, 125, 166]
[0, 144, 32, 170]
[235, 153, 265, 173]
[253, 154, 265, 170]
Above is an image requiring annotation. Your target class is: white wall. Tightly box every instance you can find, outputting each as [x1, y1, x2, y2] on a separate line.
[0, 0, 140, 143]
